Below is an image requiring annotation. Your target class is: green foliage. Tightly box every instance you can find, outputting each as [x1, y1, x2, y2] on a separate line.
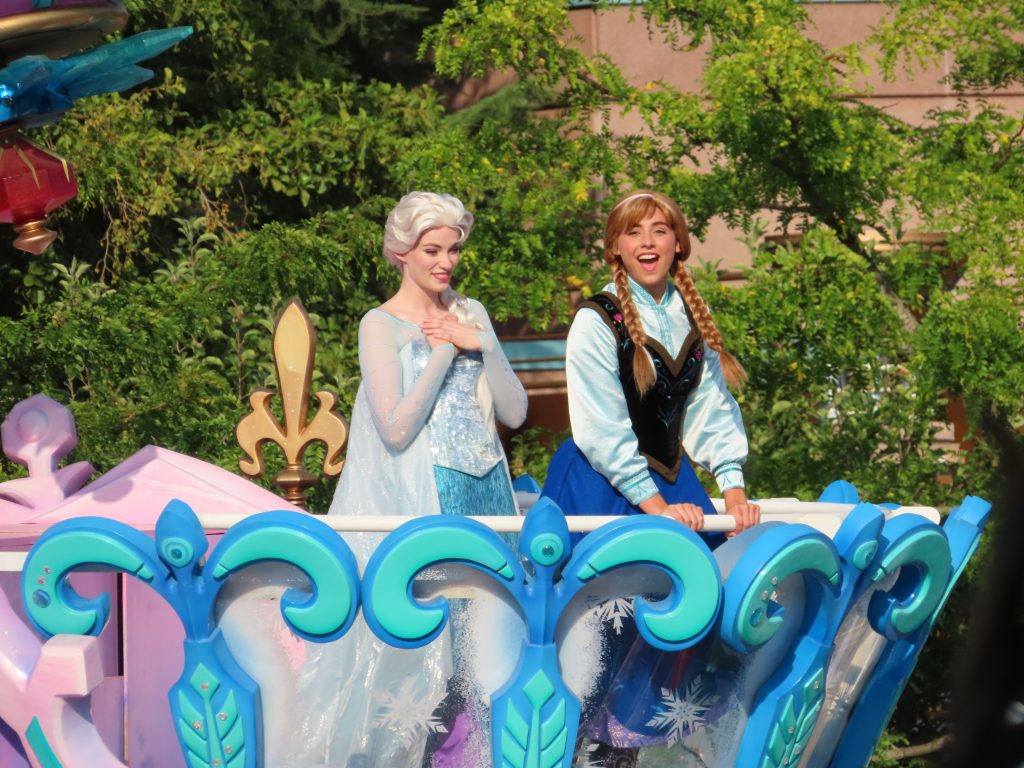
[709, 232, 950, 505]
[1, 0, 1021, 759]
[872, 0, 1024, 90]
[508, 427, 568, 487]
[869, 730, 929, 768]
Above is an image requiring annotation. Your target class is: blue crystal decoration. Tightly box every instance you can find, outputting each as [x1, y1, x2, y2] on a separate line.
[0, 26, 192, 128]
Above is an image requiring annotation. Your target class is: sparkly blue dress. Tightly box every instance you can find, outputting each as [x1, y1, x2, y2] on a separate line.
[333, 303, 526, 522]
[317, 300, 527, 765]
[221, 300, 528, 768]
[409, 339, 518, 518]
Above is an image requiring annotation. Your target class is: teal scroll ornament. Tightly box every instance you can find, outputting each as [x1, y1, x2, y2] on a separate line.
[21, 499, 360, 768]
[361, 497, 723, 768]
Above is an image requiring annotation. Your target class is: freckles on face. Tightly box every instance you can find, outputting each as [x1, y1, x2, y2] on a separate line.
[398, 226, 463, 294]
[614, 211, 680, 301]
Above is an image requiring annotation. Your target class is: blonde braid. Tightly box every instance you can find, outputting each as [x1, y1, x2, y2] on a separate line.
[442, 287, 483, 330]
[611, 260, 656, 395]
[672, 259, 747, 388]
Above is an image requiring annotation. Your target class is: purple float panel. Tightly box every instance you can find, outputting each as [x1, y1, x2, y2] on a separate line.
[122, 569, 184, 765]
[0, 562, 121, 763]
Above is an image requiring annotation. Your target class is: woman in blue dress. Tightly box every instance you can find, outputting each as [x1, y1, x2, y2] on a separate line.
[542, 189, 759, 759]
[222, 193, 526, 768]
[334, 191, 527, 523]
[314, 191, 527, 766]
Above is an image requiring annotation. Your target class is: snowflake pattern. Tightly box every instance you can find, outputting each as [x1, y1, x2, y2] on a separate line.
[372, 677, 447, 746]
[645, 675, 717, 744]
[591, 596, 635, 634]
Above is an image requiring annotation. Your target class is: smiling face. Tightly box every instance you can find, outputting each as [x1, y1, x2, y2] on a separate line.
[613, 210, 681, 302]
[605, 191, 692, 303]
[396, 226, 462, 296]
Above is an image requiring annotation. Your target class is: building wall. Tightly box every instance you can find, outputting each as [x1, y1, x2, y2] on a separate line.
[565, 2, 1023, 270]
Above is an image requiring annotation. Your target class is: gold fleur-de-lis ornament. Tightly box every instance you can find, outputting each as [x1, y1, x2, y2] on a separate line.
[236, 300, 348, 509]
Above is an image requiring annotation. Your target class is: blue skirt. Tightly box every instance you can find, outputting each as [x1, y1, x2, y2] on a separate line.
[434, 461, 517, 518]
[541, 439, 723, 746]
[541, 438, 723, 546]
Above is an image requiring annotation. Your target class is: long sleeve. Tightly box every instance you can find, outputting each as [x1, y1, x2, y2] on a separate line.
[681, 345, 748, 491]
[566, 307, 659, 505]
[468, 299, 528, 429]
[358, 310, 455, 451]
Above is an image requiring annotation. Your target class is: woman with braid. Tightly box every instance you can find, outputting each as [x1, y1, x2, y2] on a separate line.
[542, 189, 759, 757]
[544, 189, 758, 532]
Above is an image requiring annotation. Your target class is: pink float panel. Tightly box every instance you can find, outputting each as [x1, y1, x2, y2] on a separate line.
[122, 573, 184, 767]
[1, 394, 304, 766]
[31, 446, 301, 526]
[1, 567, 123, 762]
[0, 567, 123, 767]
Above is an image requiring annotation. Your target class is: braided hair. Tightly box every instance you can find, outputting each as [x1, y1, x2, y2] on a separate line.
[604, 190, 746, 394]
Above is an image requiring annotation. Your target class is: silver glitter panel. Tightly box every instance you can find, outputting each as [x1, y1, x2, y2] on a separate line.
[410, 338, 502, 477]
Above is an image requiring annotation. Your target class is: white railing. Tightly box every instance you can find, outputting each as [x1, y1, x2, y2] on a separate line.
[0, 498, 940, 572]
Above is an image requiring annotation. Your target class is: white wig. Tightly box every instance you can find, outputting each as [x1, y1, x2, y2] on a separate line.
[382, 191, 474, 268]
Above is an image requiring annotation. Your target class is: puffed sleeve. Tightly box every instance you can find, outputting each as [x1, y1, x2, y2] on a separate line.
[681, 345, 748, 492]
[358, 310, 455, 451]
[566, 307, 658, 505]
[467, 299, 528, 429]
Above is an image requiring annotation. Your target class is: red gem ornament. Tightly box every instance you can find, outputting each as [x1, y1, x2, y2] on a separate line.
[0, 135, 78, 254]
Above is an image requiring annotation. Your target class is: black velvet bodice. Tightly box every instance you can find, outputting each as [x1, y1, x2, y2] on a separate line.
[582, 292, 704, 482]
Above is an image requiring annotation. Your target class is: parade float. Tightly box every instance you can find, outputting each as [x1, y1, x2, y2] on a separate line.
[0, 303, 991, 768]
[0, 3, 992, 767]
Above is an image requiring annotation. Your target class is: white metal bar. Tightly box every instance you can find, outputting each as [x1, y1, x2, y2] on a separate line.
[512, 495, 938, 523]
[196, 498, 939, 534]
[0, 498, 941, 572]
[710, 498, 940, 522]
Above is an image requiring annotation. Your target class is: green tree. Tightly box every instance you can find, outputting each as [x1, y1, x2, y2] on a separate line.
[0, 0, 1019, 759]
[0, 0, 618, 506]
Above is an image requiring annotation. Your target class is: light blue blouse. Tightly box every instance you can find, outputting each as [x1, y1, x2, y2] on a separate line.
[566, 278, 748, 505]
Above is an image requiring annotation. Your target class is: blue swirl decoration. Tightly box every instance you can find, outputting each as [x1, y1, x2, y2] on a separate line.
[830, 494, 990, 768]
[721, 516, 844, 768]
[722, 486, 981, 768]
[21, 498, 360, 768]
[362, 497, 722, 768]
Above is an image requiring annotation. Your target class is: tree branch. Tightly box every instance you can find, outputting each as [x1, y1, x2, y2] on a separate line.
[881, 734, 951, 761]
[992, 118, 1024, 172]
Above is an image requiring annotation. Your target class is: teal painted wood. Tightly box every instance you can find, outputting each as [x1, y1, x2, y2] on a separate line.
[721, 515, 845, 767]
[21, 499, 360, 768]
[725, 487, 986, 768]
[14, 480, 989, 766]
[829, 495, 991, 768]
[25, 716, 63, 768]
[362, 497, 722, 768]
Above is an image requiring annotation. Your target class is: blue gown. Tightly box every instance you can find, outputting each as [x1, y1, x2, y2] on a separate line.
[329, 304, 526, 765]
[270, 302, 527, 767]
